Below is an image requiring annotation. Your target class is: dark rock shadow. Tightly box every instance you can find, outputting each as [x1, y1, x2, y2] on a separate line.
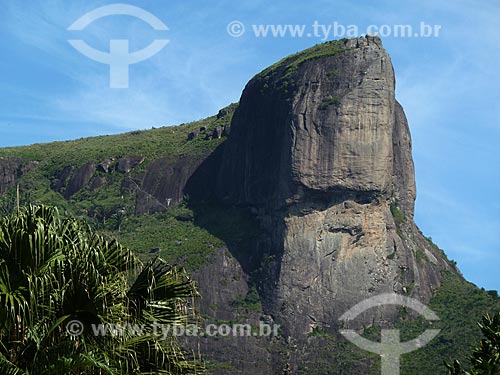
[184, 143, 267, 275]
[184, 143, 288, 313]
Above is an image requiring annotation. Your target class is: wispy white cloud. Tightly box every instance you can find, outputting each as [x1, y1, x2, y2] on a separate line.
[415, 186, 500, 291]
[0, 0, 244, 131]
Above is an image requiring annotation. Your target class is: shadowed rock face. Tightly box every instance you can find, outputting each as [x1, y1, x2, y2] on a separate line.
[0, 158, 37, 195]
[392, 100, 416, 219]
[116, 156, 145, 173]
[203, 36, 457, 372]
[65, 162, 95, 198]
[134, 156, 208, 215]
[0, 158, 24, 195]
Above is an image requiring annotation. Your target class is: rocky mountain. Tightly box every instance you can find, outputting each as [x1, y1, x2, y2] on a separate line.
[215, 35, 449, 329]
[0, 36, 499, 374]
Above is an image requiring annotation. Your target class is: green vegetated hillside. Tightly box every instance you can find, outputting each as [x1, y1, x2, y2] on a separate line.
[0, 103, 240, 270]
[0, 101, 499, 374]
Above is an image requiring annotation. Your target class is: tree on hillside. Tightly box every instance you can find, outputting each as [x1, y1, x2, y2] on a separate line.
[0, 204, 204, 374]
[446, 313, 500, 375]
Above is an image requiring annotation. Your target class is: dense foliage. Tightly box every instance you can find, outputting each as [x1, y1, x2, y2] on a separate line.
[0, 105, 238, 270]
[0, 205, 203, 374]
[446, 313, 500, 375]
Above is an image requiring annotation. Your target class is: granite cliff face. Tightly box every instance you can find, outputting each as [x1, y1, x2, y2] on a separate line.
[0, 157, 37, 195]
[217, 37, 415, 211]
[200, 36, 457, 372]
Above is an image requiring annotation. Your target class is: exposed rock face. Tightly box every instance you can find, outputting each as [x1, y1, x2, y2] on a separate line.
[217, 36, 406, 209]
[212, 126, 223, 139]
[97, 159, 114, 173]
[89, 176, 107, 191]
[392, 100, 416, 218]
[42, 153, 208, 216]
[0, 157, 36, 195]
[0, 158, 23, 195]
[65, 162, 95, 198]
[200, 36, 457, 373]
[51, 165, 75, 193]
[217, 108, 228, 119]
[134, 156, 207, 215]
[194, 248, 250, 321]
[50, 163, 97, 198]
[189, 248, 275, 374]
[116, 156, 145, 173]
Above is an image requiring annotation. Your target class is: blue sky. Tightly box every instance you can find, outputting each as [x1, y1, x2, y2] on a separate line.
[0, 0, 498, 292]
